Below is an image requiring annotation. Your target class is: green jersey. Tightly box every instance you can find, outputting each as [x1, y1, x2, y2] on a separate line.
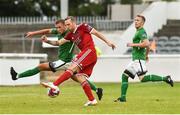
[132, 27, 147, 61]
[51, 28, 74, 62]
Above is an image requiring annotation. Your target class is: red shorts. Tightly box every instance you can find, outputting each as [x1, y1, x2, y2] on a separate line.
[72, 48, 97, 77]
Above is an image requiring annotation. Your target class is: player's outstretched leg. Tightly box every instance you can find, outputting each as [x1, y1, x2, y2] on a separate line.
[10, 67, 18, 80]
[141, 74, 174, 87]
[10, 67, 40, 80]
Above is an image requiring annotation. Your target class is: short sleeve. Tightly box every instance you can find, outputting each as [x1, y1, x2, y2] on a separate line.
[64, 32, 71, 40]
[140, 31, 147, 41]
[82, 23, 93, 33]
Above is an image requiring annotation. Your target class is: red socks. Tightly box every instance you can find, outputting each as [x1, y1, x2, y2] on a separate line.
[81, 81, 95, 101]
[53, 69, 95, 101]
[53, 69, 73, 86]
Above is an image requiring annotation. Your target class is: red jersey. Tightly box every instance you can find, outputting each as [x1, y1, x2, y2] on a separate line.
[64, 23, 95, 51]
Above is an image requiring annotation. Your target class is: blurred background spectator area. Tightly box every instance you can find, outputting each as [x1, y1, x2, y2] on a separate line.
[0, 0, 180, 62]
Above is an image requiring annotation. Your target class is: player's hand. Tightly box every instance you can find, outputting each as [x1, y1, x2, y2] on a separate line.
[41, 35, 48, 42]
[24, 32, 34, 38]
[107, 42, 116, 50]
[127, 43, 134, 47]
[146, 55, 149, 62]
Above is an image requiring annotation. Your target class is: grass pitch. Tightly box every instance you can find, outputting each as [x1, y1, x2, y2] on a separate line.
[0, 82, 180, 114]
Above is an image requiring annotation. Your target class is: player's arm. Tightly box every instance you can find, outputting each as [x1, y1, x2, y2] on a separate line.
[41, 35, 69, 46]
[91, 28, 116, 50]
[127, 39, 150, 48]
[145, 44, 150, 62]
[25, 29, 51, 38]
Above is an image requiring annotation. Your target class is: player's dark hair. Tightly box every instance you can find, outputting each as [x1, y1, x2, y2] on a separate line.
[65, 16, 76, 22]
[55, 19, 65, 25]
[137, 15, 146, 22]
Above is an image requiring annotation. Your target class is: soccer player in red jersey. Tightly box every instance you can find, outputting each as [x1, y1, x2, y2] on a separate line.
[42, 16, 116, 106]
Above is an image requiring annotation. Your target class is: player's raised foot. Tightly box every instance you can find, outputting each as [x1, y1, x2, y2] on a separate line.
[114, 97, 126, 102]
[84, 99, 97, 106]
[165, 75, 174, 87]
[41, 82, 59, 90]
[96, 88, 103, 101]
[10, 67, 18, 80]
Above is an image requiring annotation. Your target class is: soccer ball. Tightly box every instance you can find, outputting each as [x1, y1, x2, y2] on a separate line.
[47, 87, 60, 98]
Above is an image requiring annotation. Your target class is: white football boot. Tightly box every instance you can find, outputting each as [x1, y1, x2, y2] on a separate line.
[41, 82, 59, 90]
[84, 99, 97, 106]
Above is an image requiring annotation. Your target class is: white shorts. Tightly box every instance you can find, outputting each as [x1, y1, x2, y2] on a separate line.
[125, 60, 147, 78]
[49, 60, 72, 72]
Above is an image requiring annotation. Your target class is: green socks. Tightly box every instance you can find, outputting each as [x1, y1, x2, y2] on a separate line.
[18, 67, 40, 78]
[121, 74, 129, 100]
[87, 80, 97, 92]
[141, 74, 167, 82]
[119, 74, 167, 101]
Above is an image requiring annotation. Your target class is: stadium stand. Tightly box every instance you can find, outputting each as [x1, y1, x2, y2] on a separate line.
[154, 20, 180, 37]
[154, 20, 180, 54]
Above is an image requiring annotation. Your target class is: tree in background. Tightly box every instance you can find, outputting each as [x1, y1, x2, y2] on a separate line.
[120, 0, 142, 4]
[0, 0, 60, 16]
[0, 0, 115, 16]
[69, 0, 115, 16]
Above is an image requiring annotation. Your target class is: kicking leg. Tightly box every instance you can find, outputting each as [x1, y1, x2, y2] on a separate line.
[10, 62, 51, 80]
[140, 74, 173, 87]
[53, 63, 80, 86]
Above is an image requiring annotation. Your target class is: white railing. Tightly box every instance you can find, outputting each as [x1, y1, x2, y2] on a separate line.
[96, 20, 133, 31]
[76, 16, 107, 24]
[0, 16, 107, 25]
[0, 16, 57, 24]
[0, 16, 130, 31]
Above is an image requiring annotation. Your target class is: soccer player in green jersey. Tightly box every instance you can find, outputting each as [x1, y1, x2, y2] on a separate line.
[114, 15, 174, 102]
[10, 19, 103, 100]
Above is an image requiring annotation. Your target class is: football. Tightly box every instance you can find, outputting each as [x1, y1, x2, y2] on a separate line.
[47, 87, 60, 98]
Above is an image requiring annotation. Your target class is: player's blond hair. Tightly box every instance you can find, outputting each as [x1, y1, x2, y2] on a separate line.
[136, 15, 146, 23]
[55, 19, 65, 25]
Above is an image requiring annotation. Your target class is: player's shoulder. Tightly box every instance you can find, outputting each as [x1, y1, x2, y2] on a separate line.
[79, 23, 89, 28]
[63, 31, 72, 39]
[139, 28, 148, 39]
[138, 28, 147, 35]
[140, 28, 147, 33]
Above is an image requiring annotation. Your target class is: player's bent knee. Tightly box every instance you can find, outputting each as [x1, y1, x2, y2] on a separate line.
[38, 63, 49, 71]
[71, 76, 80, 83]
[76, 76, 86, 84]
[139, 75, 145, 82]
[67, 63, 80, 74]
[49, 61, 66, 72]
[66, 69, 75, 76]
[124, 69, 135, 79]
